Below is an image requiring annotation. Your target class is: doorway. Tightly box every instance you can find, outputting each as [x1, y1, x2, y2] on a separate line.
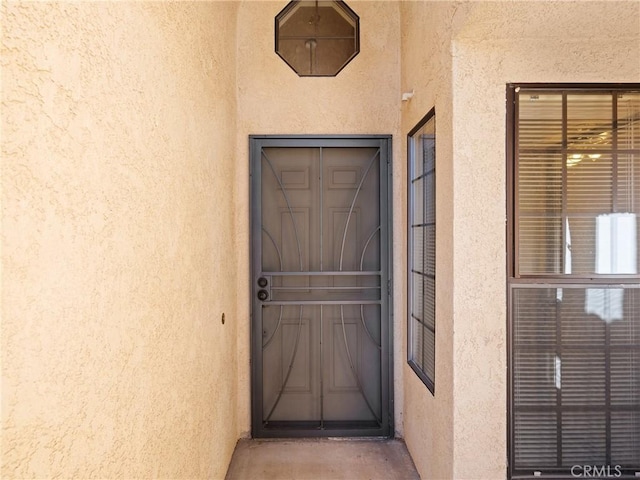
[250, 136, 393, 437]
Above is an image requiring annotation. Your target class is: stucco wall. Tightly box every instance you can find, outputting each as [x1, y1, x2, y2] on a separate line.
[399, 2, 466, 479]
[234, 0, 402, 437]
[400, 2, 640, 479]
[1, 2, 240, 478]
[450, 2, 640, 479]
[5, 1, 637, 478]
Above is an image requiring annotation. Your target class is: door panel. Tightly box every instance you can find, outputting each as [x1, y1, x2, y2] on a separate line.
[250, 136, 392, 437]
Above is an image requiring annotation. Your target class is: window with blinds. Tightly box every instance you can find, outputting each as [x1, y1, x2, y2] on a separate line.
[508, 86, 640, 479]
[408, 109, 436, 393]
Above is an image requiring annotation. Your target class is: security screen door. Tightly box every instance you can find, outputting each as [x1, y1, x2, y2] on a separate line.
[250, 136, 392, 437]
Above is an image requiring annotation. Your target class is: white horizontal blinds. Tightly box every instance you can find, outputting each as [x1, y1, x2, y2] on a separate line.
[408, 113, 435, 389]
[513, 288, 558, 469]
[512, 87, 640, 477]
[512, 287, 640, 471]
[514, 411, 558, 467]
[562, 412, 607, 464]
[618, 95, 640, 251]
[411, 317, 435, 379]
[516, 91, 640, 276]
[619, 155, 640, 215]
[567, 95, 614, 277]
[619, 94, 640, 150]
[517, 94, 563, 275]
[566, 94, 612, 150]
[612, 412, 640, 465]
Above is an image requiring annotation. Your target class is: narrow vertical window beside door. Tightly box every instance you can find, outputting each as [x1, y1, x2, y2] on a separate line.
[408, 109, 436, 393]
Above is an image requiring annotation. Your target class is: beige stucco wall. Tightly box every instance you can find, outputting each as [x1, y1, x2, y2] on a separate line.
[400, 2, 640, 479]
[399, 2, 464, 479]
[1, 2, 240, 478]
[234, 0, 402, 437]
[4, 1, 638, 478]
[450, 2, 639, 479]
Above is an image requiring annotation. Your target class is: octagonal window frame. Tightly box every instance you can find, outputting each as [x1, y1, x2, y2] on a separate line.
[275, 0, 360, 77]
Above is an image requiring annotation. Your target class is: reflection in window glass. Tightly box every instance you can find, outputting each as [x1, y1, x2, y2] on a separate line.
[510, 86, 640, 479]
[512, 287, 640, 471]
[516, 91, 640, 276]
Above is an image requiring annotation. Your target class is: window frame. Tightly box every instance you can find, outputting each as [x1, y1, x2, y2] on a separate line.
[507, 83, 640, 480]
[407, 108, 436, 394]
[274, 0, 360, 77]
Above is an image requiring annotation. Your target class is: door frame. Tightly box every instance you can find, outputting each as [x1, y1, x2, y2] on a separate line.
[249, 135, 394, 438]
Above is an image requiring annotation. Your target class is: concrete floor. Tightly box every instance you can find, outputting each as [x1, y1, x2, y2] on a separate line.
[224, 438, 420, 480]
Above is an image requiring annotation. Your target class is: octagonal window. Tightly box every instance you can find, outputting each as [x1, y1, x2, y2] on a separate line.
[275, 1, 359, 77]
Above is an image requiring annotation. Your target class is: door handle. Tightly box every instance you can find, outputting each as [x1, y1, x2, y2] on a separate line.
[257, 290, 269, 301]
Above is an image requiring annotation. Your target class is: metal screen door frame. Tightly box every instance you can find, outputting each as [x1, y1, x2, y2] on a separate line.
[249, 135, 393, 438]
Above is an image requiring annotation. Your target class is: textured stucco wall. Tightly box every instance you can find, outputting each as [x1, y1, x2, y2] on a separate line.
[399, 2, 640, 479]
[6, 1, 637, 478]
[399, 2, 467, 479]
[2, 2, 240, 478]
[234, 0, 402, 437]
[450, 2, 640, 479]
